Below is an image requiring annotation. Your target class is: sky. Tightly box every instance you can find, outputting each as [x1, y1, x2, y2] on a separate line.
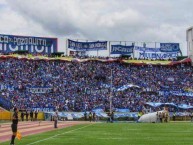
[0, 0, 192, 55]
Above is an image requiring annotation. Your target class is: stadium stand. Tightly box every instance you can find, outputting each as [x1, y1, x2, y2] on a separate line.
[0, 56, 192, 114]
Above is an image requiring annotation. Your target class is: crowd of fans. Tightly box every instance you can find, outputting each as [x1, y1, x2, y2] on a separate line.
[0, 57, 193, 112]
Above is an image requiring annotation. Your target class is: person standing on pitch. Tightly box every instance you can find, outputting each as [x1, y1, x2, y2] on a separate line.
[30, 110, 33, 121]
[10, 107, 19, 145]
[111, 111, 114, 123]
[34, 110, 38, 121]
[54, 111, 58, 128]
[21, 111, 24, 121]
[26, 110, 29, 121]
[93, 112, 96, 122]
[89, 112, 92, 122]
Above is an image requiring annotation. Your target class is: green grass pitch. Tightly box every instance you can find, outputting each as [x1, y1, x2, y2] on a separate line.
[2, 122, 193, 145]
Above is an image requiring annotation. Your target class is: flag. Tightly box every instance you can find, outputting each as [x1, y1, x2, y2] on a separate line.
[16, 131, 22, 140]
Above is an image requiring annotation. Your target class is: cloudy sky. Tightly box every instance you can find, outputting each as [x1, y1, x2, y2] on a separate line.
[0, 0, 192, 55]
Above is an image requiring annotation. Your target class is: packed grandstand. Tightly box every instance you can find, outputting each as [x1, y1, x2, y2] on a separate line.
[0, 55, 192, 115]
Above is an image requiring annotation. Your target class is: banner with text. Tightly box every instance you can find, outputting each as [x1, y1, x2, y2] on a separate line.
[68, 39, 107, 51]
[0, 84, 15, 91]
[27, 87, 53, 94]
[111, 45, 133, 54]
[0, 34, 57, 54]
[159, 90, 193, 97]
[134, 46, 178, 59]
[160, 43, 180, 52]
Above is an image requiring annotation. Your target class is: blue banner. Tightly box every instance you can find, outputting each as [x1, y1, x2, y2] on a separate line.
[111, 45, 133, 54]
[68, 39, 107, 51]
[0, 97, 12, 109]
[160, 43, 180, 52]
[0, 34, 57, 54]
[0, 84, 15, 91]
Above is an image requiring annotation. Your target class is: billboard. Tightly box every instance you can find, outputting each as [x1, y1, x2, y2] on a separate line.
[0, 34, 57, 54]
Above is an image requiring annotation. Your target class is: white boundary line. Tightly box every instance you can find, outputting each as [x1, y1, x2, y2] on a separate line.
[26, 124, 93, 145]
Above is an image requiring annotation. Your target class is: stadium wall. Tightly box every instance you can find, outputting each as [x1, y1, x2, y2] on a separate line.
[0, 111, 45, 120]
[187, 27, 193, 63]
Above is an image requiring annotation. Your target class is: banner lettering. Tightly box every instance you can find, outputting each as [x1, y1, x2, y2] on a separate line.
[0, 34, 57, 54]
[27, 87, 53, 94]
[111, 45, 133, 54]
[160, 43, 180, 52]
[135, 46, 178, 59]
[68, 39, 107, 51]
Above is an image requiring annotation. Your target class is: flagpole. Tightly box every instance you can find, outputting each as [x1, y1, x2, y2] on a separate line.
[110, 69, 113, 114]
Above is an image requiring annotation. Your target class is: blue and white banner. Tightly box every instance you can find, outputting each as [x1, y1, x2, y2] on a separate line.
[0, 84, 15, 91]
[46, 111, 137, 119]
[68, 39, 107, 51]
[177, 104, 193, 109]
[134, 47, 160, 52]
[71, 113, 85, 119]
[0, 34, 57, 54]
[170, 91, 193, 97]
[170, 112, 190, 117]
[115, 108, 130, 113]
[92, 108, 104, 113]
[114, 113, 138, 118]
[27, 87, 53, 94]
[145, 102, 178, 108]
[138, 52, 178, 59]
[32, 107, 55, 112]
[111, 45, 133, 54]
[160, 43, 180, 52]
[116, 84, 140, 92]
[146, 102, 193, 109]
[160, 90, 193, 97]
[145, 102, 164, 108]
[134, 46, 178, 59]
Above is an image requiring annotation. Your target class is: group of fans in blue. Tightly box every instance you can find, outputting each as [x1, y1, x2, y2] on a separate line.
[0, 57, 192, 114]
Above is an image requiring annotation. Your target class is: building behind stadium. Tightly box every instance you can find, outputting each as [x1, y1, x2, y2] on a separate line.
[187, 26, 193, 63]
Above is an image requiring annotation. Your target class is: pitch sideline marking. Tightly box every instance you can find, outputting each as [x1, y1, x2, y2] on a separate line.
[26, 123, 93, 145]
